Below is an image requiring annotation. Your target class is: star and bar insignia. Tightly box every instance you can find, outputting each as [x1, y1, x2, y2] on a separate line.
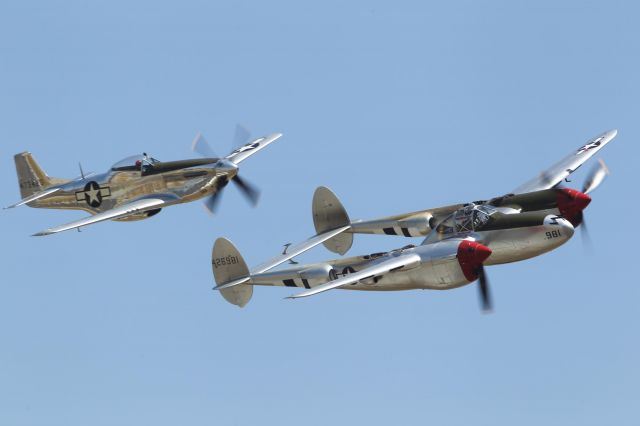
[75, 181, 111, 208]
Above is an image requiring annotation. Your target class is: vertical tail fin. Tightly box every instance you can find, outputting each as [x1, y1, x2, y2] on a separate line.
[312, 186, 353, 255]
[212, 238, 253, 307]
[14, 152, 54, 198]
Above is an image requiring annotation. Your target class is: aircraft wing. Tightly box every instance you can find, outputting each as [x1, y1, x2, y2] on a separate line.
[4, 187, 62, 209]
[512, 129, 617, 194]
[287, 253, 422, 299]
[225, 133, 283, 165]
[32, 197, 172, 236]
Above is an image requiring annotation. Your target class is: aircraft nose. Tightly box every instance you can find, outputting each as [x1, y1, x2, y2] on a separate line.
[458, 240, 492, 264]
[574, 191, 592, 210]
[215, 159, 239, 175]
[557, 216, 575, 239]
[543, 215, 575, 240]
[559, 188, 591, 211]
[473, 243, 492, 263]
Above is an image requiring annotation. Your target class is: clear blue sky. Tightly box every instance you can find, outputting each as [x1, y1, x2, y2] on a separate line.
[1, 1, 637, 425]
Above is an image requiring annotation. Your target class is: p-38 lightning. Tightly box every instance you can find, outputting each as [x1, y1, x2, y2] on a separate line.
[6, 128, 282, 235]
[211, 129, 616, 311]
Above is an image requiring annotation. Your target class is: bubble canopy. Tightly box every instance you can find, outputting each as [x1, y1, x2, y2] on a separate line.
[426, 204, 498, 243]
[111, 155, 160, 171]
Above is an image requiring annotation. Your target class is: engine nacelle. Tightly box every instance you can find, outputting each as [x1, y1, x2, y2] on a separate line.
[350, 213, 433, 237]
[397, 215, 433, 236]
[489, 188, 591, 222]
[298, 264, 338, 287]
[380, 239, 493, 290]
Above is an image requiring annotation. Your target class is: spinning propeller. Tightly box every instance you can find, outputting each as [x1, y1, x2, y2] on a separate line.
[476, 265, 492, 313]
[470, 159, 610, 310]
[457, 241, 493, 313]
[582, 159, 610, 195]
[191, 125, 261, 214]
[571, 159, 610, 244]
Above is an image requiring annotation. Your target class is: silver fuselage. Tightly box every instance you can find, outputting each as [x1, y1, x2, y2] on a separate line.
[252, 214, 574, 292]
[27, 162, 236, 221]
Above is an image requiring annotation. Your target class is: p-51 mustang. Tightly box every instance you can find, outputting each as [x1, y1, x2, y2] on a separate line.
[6, 128, 282, 236]
[211, 130, 616, 311]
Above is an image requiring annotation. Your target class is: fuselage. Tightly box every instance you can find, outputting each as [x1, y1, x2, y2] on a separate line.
[26, 158, 235, 220]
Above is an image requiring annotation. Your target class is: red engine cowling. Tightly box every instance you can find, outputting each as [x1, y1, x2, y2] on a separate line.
[556, 188, 591, 226]
[457, 240, 492, 282]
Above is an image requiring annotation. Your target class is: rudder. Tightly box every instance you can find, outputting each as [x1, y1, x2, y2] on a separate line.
[14, 152, 53, 198]
[312, 186, 353, 255]
[212, 238, 253, 307]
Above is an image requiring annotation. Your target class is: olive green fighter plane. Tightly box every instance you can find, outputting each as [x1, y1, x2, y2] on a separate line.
[6, 129, 282, 236]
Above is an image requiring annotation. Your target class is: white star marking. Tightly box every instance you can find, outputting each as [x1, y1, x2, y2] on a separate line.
[85, 187, 100, 204]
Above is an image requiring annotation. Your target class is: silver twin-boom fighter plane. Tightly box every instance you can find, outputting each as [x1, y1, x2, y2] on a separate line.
[211, 130, 616, 311]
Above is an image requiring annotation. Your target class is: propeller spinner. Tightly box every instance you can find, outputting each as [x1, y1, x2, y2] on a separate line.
[191, 126, 261, 214]
[576, 159, 609, 245]
[457, 240, 493, 312]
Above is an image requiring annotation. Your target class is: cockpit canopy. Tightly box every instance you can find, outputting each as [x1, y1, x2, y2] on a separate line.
[426, 204, 498, 242]
[111, 154, 160, 171]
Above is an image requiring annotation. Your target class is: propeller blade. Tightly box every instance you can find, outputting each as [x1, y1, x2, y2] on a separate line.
[203, 176, 230, 215]
[232, 175, 260, 206]
[204, 191, 223, 215]
[232, 124, 252, 150]
[582, 159, 610, 194]
[572, 210, 584, 227]
[191, 132, 218, 158]
[580, 215, 593, 250]
[477, 266, 493, 313]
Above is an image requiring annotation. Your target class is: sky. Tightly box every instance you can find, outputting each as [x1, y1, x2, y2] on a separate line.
[0, 1, 638, 425]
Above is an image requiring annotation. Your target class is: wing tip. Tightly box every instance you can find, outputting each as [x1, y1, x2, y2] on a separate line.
[32, 231, 53, 237]
[286, 290, 316, 299]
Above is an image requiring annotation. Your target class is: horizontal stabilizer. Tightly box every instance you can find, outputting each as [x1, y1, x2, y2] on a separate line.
[4, 187, 61, 209]
[250, 225, 350, 275]
[213, 276, 250, 291]
[212, 226, 350, 301]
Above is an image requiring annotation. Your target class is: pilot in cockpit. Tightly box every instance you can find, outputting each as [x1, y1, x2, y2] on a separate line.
[138, 153, 155, 173]
[112, 154, 160, 173]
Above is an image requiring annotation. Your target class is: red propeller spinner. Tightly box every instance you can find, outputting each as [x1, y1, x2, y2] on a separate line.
[457, 240, 492, 282]
[457, 240, 493, 312]
[556, 188, 591, 226]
